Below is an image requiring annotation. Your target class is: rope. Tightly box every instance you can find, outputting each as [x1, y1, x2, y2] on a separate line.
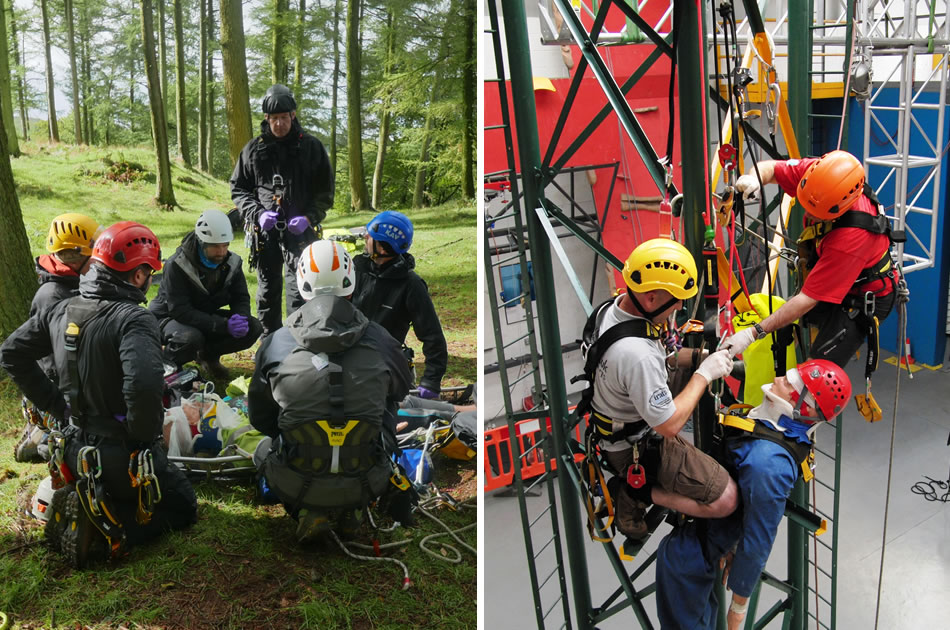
[872, 281, 909, 630]
[836, 1, 859, 150]
[331, 530, 412, 591]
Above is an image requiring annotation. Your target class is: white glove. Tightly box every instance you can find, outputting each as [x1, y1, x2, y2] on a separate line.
[695, 349, 734, 384]
[721, 328, 757, 359]
[734, 174, 760, 200]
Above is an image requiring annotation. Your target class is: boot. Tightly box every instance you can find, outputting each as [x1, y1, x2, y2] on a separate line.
[61, 489, 106, 569]
[14, 421, 47, 463]
[197, 353, 230, 381]
[44, 487, 72, 551]
[295, 509, 332, 543]
[608, 476, 649, 540]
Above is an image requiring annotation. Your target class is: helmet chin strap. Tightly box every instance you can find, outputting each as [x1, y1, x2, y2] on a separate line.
[627, 287, 678, 321]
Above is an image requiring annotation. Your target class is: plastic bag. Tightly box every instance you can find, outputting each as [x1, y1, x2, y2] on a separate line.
[163, 407, 194, 457]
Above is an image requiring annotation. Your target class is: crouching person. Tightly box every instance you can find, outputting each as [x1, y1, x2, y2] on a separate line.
[149, 209, 262, 379]
[0, 222, 198, 568]
[248, 241, 415, 542]
[655, 360, 852, 629]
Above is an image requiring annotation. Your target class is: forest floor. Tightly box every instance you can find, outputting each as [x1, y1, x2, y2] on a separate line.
[0, 142, 477, 629]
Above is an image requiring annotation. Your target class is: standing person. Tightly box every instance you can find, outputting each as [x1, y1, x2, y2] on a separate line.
[248, 241, 415, 541]
[581, 238, 738, 541]
[352, 211, 447, 400]
[149, 209, 263, 379]
[655, 359, 852, 629]
[15, 213, 102, 463]
[230, 83, 335, 335]
[723, 151, 899, 366]
[0, 222, 198, 568]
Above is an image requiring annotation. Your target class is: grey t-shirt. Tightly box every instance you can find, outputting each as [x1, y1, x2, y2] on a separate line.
[589, 296, 675, 451]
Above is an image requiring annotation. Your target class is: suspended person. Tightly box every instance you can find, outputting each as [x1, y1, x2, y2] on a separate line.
[15, 213, 102, 463]
[248, 240, 416, 542]
[148, 209, 263, 380]
[230, 84, 335, 336]
[579, 238, 738, 541]
[655, 359, 852, 630]
[352, 211, 447, 400]
[0, 222, 198, 568]
[723, 150, 900, 367]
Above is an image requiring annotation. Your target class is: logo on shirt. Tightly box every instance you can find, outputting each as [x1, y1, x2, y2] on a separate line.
[649, 387, 672, 410]
[787, 158, 800, 167]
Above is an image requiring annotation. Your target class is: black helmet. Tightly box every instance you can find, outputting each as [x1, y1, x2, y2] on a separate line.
[262, 84, 297, 114]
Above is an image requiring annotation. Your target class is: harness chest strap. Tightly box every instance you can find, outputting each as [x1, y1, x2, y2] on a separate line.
[719, 414, 815, 482]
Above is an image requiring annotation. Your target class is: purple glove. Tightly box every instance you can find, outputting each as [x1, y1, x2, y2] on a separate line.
[287, 216, 310, 235]
[227, 314, 250, 338]
[417, 386, 439, 400]
[259, 210, 279, 231]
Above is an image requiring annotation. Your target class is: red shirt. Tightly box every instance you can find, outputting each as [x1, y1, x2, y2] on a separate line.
[773, 158, 893, 304]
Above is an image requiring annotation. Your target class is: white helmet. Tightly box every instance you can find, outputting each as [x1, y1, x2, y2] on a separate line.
[297, 241, 355, 299]
[31, 476, 55, 521]
[195, 209, 234, 244]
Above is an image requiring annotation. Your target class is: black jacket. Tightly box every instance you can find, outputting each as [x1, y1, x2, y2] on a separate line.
[248, 295, 412, 439]
[352, 253, 447, 391]
[230, 118, 334, 241]
[0, 265, 164, 444]
[148, 231, 252, 336]
[31, 255, 80, 317]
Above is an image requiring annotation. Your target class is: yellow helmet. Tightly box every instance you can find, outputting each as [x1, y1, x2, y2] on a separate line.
[621, 238, 698, 300]
[46, 213, 101, 256]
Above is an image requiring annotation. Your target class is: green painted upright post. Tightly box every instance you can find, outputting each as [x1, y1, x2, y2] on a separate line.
[500, 3, 594, 628]
[787, 5, 812, 629]
[676, 0, 713, 450]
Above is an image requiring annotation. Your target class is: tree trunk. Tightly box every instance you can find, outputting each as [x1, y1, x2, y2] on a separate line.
[40, 0, 59, 142]
[412, 111, 432, 208]
[271, 0, 288, 85]
[173, 0, 190, 166]
[64, 0, 82, 144]
[345, 0, 369, 210]
[371, 11, 394, 210]
[219, 0, 252, 166]
[80, 3, 92, 143]
[329, 0, 340, 171]
[198, 0, 208, 171]
[206, 0, 215, 173]
[140, 0, 177, 207]
[461, 0, 475, 199]
[0, 114, 36, 341]
[129, 53, 135, 134]
[293, 0, 305, 95]
[158, 0, 168, 125]
[0, 0, 19, 155]
[9, 4, 28, 140]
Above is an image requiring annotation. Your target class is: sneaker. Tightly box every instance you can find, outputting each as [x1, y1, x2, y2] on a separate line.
[610, 477, 649, 540]
[61, 490, 105, 569]
[14, 421, 47, 463]
[44, 487, 72, 551]
[295, 509, 332, 543]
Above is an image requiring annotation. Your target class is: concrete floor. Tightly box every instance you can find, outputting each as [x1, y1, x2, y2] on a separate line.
[484, 353, 950, 629]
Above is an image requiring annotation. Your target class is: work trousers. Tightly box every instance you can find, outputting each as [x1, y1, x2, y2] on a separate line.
[255, 234, 309, 334]
[160, 315, 263, 367]
[63, 429, 198, 547]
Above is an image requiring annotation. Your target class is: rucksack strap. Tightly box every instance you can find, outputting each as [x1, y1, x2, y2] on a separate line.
[63, 297, 113, 421]
[720, 414, 814, 482]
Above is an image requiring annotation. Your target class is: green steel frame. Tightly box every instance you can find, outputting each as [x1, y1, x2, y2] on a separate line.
[485, 1, 846, 628]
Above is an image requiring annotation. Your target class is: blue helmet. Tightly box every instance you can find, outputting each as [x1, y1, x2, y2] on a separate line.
[366, 211, 413, 254]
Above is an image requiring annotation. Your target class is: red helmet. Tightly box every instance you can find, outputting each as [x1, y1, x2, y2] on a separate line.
[797, 150, 866, 220]
[787, 359, 852, 422]
[91, 221, 162, 272]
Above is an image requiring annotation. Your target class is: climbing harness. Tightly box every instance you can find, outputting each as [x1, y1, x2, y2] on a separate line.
[75, 445, 127, 559]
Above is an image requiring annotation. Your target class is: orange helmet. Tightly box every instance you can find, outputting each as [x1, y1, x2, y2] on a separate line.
[796, 150, 865, 220]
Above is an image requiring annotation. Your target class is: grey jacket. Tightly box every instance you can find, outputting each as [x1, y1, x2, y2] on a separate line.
[248, 294, 412, 438]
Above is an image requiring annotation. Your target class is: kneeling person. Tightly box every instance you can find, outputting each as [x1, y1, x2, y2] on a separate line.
[249, 240, 414, 541]
[0, 222, 198, 568]
[149, 209, 262, 379]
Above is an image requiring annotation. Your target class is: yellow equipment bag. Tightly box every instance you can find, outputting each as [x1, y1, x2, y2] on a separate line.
[733, 293, 798, 406]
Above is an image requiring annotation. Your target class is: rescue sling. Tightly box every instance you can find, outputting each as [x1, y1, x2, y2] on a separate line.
[717, 411, 815, 482]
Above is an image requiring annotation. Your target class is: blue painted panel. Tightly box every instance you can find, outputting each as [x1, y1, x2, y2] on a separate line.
[833, 88, 950, 366]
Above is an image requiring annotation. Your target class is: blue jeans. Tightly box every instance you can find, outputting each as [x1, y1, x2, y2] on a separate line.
[655, 438, 799, 629]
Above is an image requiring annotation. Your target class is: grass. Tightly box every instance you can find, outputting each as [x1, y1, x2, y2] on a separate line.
[0, 141, 477, 629]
